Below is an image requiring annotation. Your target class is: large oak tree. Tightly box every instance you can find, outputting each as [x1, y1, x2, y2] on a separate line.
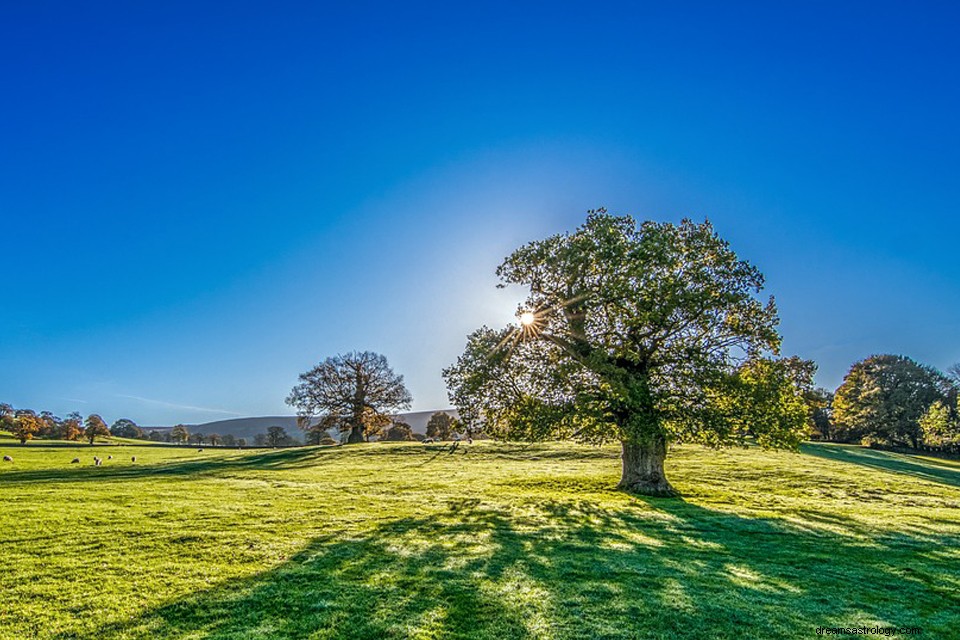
[287, 351, 412, 444]
[444, 211, 805, 495]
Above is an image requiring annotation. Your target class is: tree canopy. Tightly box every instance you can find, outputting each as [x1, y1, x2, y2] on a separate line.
[287, 351, 412, 444]
[84, 414, 110, 445]
[426, 411, 458, 441]
[833, 354, 953, 447]
[444, 210, 804, 495]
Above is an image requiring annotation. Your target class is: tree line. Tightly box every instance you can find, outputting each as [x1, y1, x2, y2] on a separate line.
[813, 356, 960, 451]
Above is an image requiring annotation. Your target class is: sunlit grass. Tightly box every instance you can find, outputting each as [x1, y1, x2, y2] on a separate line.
[1, 440, 958, 639]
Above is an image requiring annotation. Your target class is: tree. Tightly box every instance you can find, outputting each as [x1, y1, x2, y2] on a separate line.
[171, 424, 189, 445]
[444, 212, 793, 495]
[383, 421, 415, 441]
[11, 410, 43, 444]
[208, 433, 221, 446]
[266, 426, 288, 447]
[808, 388, 834, 440]
[38, 411, 60, 438]
[84, 414, 110, 445]
[426, 411, 458, 441]
[190, 432, 205, 446]
[148, 430, 164, 442]
[237, 438, 247, 447]
[287, 351, 413, 444]
[221, 434, 236, 447]
[707, 357, 812, 449]
[948, 363, 960, 386]
[110, 418, 143, 439]
[57, 412, 84, 441]
[253, 433, 268, 447]
[833, 355, 952, 448]
[919, 401, 959, 450]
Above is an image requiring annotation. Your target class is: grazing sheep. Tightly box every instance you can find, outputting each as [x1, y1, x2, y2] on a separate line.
[198, 448, 203, 452]
[423, 438, 434, 444]
[131, 456, 136, 462]
[3, 455, 12, 462]
[94, 457, 102, 466]
[107, 455, 113, 460]
[71, 458, 80, 464]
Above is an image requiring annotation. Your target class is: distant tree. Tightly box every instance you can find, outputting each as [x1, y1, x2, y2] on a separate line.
[287, 351, 412, 444]
[253, 433, 267, 447]
[444, 212, 789, 495]
[948, 363, 960, 386]
[833, 355, 952, 448]
[57, 412, 84, 441]
[426, 412, 458, 441]
[208, 433, 221, 446]
[190, 432, 205, 446]
[808, 388, 835, 440]
[237, 437, 247, 447]
[221, 434, 236, 447]
[266, 426, 287, 447]
[708, 357, 812, 449]
[383, 421, 415, 441]
[84, 414, 110, 445]
[148, 430, 164, 442]
[38, 411, 60, 438]
[919, 401, 959, 450]
[171, 424, 190, 445]
[11, 410, 43, 444]
[110, 418, 143, 439]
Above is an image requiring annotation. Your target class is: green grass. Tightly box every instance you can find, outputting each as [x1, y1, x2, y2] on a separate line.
[2, 440, 958, 639]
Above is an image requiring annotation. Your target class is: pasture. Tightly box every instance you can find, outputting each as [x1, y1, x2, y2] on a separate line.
[1, 439, 959, 639]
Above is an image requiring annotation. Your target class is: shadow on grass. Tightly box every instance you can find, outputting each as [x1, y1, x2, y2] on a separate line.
[803, 443, 960, 489]
[53, 497, 959, 639]
[0, 447, 335, 484]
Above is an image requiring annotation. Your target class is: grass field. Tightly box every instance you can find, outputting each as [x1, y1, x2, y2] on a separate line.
[2, 439, 959, 639]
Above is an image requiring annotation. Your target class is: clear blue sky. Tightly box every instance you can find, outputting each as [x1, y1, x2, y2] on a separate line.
[2, 1, 958, 426]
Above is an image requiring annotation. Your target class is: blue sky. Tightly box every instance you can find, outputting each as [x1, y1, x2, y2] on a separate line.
[2, 1, 958, 426]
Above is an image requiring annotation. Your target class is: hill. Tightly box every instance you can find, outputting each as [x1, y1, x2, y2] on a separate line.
[1, 441, 957, 638]
[146, 410, 459, 440]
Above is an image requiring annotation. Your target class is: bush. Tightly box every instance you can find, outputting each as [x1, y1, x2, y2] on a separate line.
[319, 437, 338, 446]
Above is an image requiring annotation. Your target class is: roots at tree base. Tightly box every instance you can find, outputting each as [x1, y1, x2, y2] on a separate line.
[618, 437, 678, 496]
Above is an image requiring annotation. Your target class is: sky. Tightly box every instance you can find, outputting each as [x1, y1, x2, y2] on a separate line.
[2, 1, 959, 426]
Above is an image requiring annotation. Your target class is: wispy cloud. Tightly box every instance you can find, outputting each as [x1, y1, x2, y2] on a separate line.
[116, 394, 244, 417]
[60, 397, 89, 404]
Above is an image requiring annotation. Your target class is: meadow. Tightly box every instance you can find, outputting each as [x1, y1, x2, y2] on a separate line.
[2, 437, 959, 639]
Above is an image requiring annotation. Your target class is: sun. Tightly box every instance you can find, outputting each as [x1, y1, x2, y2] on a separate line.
[519, 311, 536, 326]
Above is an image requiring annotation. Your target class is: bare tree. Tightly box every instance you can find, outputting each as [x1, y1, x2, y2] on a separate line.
[287, 351, 412, 444]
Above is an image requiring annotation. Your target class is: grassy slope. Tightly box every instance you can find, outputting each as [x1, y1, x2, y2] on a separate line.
[1, 441, 958, 639]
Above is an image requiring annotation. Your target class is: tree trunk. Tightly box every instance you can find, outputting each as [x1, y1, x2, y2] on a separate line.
[347, 426, 364, 444]
[617, 437, 676, 496]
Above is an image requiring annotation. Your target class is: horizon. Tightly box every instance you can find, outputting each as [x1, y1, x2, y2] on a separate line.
[3, 2, 959, 425]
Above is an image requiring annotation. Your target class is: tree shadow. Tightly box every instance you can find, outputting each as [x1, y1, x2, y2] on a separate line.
[802, 443, 960, 489]
[52, 496, 959, 639]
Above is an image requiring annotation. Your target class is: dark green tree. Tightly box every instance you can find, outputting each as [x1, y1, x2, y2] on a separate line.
[110, 418, 143, 439]
[170, 424, 189, 445]
[287, 351, 412, 444]
[425, 411, 458, 441]
[84, 414, 110, 445]
[444, 211, 799, 495]
[266, 426, 288, 447]
[383, 421, 415, 441]
[833, 354, 952, 447]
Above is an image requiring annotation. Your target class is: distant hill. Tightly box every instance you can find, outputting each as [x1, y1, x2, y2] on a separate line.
[144, 410, 459, 440]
